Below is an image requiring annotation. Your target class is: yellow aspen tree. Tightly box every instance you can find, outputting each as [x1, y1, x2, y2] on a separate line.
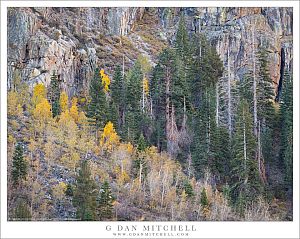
[69, 97, 79, 122]
[100, 69, 111, 93]
[143, 78, 149, 96]
[100, 121, 119, 152]
[33, 98, 51, 122]
[32, 83, 47, 107]
[58, 110, 78, 149]
[59, 91, 69, 112]
[8, 91, 23, 117]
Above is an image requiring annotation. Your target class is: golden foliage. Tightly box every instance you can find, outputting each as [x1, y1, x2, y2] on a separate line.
[32, 83, 47, 107]
[58, 110, 78, 148]
[33, 98, 51, 122]
[58, 110, 73, 126]
[59, 91, 69, 112]
[143, 78, 149, 96]
[69, 97, 79, 122]
[100, 121, 120, 152]
[8, 134, 16, 146]
[8, 91, 23, 117]
[100, 69, 111, 93]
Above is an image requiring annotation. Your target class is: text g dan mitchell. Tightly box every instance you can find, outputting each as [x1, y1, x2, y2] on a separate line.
[105, 224, 197, 232]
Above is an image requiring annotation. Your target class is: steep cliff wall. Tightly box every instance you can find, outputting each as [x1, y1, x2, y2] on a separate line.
[7, 7, 293, 98]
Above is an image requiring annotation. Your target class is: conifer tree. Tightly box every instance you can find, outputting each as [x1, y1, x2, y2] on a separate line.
[210, 126, 232, 180]
[183, 181, 195, 198]
[49, 72, 60, 117]
[175, 14, 190, 60]
[97, 181, 115, 220]
[137, 133, 147, 152]
[73, 161, 98, 220]
[280, 72, 293, 184]
[189, 35, 223, 179]
[111, 65, 125, 134]
[87, 68, 109, 130]
[125, 61, 144, 143]
[231, 99, 263, 205]
[12, 143, 27, 186]
[257, 47, 275, 125]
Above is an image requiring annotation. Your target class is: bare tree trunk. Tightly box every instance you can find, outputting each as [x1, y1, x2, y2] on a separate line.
[257, 120, 266, 184]
[139, 161, 143, 189]
[142, 75, 145, 113]
[252, 25, 258, 137]
[122, 54, 125, 126]
[187, 153, 192, 179]
[216, 83, 219, 127]
[161, 179, 165, 208]
[206, 89, 211, 155]
[243, 108, 247, 173]
[165, 68, 171, 152]
[227, 48, 232, 138]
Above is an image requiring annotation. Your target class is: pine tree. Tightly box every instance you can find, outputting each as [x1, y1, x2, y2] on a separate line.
[150, 54, 169, 151]
[210, 126, 232, 180]
[111, 65, 125, 134]
[280, 72, 293, 184]
[12, 143, 27, 186]
[73, 161, 98, 220]
[183, 180, 195, 198]
[231, 99, 263, 206]
[240, 46, 275, 184]
[137, 133, 147, 152]
[87, 68, 109, 130]
[150, 48, 188, 156]
[97, 181, 115, 220]
[189, 35, 223, 179]
[49, 72, 60, 117]
[175, 14, 190, 60]
[125, 61, 144, 143]
[257, 46, 275, 125]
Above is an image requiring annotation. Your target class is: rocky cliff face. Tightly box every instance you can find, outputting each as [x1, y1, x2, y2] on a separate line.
[7, 7, 293, 98]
